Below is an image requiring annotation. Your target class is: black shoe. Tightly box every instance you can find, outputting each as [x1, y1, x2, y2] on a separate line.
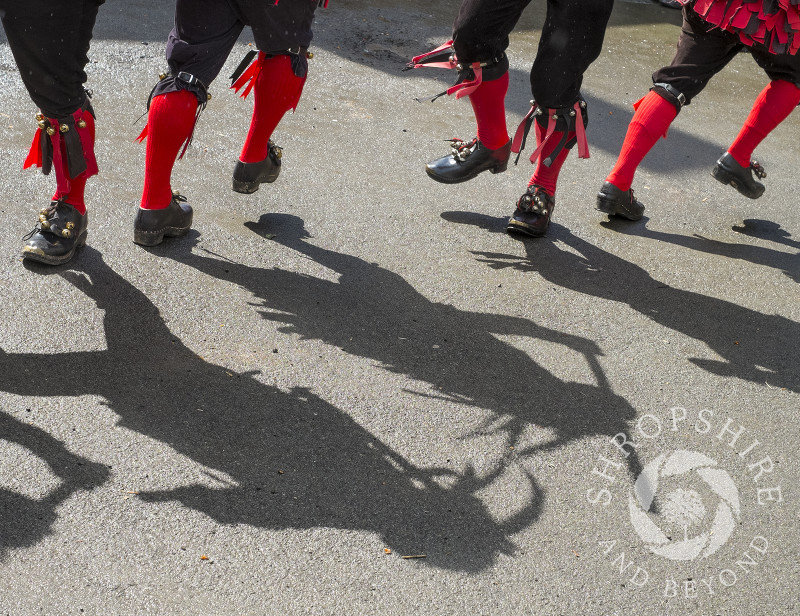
[133, 194, 193, 247]
[711, 152, 765, 199]
[232, 141, 282, 194]
[506, 185, 555, 237]
[425, 138, 511, 184]
[21, 201, 88, 265]
[596, 181, 645, 221]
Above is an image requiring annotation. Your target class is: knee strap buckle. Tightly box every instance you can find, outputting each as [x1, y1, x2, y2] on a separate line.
[653, 82, 686, 107]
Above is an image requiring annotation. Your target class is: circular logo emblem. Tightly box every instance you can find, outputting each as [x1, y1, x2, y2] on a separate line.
[628, 450, 741, 561]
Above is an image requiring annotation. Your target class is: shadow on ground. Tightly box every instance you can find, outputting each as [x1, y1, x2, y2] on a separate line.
[0, 413, 109, 560]
[1, 232, 643, 571]
[442, 211, 800, 391]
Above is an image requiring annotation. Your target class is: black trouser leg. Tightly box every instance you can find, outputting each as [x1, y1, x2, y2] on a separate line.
[530, 0, 614, 108]
[452, 0, 531, 62]
[0, 0, 102, 116]
[652, 6, 800, 109]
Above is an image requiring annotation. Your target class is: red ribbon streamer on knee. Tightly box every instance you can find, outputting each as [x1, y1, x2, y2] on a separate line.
[528, 114, 558, 165]
[231, 51, 266, 99]
[511, 104, 537, 155]
[76, 109, 98, 178]
[511, 101, 589, 165]
[23, 129, 43, 169]
[410, 40, 457, 70]
[573, 102, 589, 159]
[450, 64, 482, 100]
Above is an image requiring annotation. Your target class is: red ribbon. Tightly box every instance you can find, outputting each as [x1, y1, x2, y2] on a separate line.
[231, 51, 265, 99]
[410, 40, 457, 70]
[23, 128, 42, 169]
[448, 64, 482, 100]
[510, 101, 590, 165]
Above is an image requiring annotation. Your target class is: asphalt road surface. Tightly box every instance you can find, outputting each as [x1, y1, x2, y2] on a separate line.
[0, 1, 797, 614]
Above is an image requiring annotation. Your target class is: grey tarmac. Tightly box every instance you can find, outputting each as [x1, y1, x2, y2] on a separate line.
[0, 1, 797, 614]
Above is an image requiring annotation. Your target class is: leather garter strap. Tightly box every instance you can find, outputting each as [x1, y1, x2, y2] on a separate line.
[511, 100, 590, 167]
[136, 71, 210, 160]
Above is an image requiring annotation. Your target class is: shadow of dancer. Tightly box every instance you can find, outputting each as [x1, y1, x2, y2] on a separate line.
[461, 217, 800, 391]
[162, 215, 643, 487]
[601, 217, 800, 284]
[0, 411, 109, 561]
[0, 249, 535, 572]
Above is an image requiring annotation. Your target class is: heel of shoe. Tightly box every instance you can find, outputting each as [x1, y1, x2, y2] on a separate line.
[491, 159, 509, 175]
[596, 194, 615, 215]
[232, 179, 260, 194]
[133, 229, 164, 247]
[711, 163, 734, 187]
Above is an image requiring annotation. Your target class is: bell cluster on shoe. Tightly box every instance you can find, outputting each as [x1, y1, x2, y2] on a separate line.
[518, 187, 549, 216]
[35, 202, 76, 238]
[750, 160, 766, 179]
[448, 138, 477, 162]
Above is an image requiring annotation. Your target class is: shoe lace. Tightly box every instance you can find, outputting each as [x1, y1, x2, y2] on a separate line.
[21, 201, 60, 241]
[446, 137, 478, 162]
[750, 160, 766, 179]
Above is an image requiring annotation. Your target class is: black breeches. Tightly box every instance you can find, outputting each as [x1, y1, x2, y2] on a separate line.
[452, 0, 614, 108]
[0, 0, 103, 117]
[652, 7, 800, 107]
[152, 0, 318, 101]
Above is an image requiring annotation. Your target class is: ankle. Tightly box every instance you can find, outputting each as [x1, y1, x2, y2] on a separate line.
[63, 201, 87, 216]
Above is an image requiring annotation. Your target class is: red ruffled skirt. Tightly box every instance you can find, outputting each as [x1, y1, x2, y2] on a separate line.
[679, 0, 800, 55]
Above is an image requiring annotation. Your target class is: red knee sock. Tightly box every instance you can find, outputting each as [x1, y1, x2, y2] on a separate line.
[55, 173, 88, 216]
[606, 91, 677, 192]
[528, 121, 572, 195]
[469, 71, 509, 150]
[140, 90, 198, 210]
[240, 54, 306, 163]
[52, 110, 95, 216]
[728, 79, 800, 167]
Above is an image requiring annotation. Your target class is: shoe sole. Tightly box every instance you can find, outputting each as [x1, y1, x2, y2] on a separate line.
[232, 179, 260, 194]
[21, 231, 87, 266]
[232, 170, 280, 194]
[425, 161, 508, 184]
[133, 225, 191, 247]
[711, 164, 764, 199]
[506, 219, 546, 237]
